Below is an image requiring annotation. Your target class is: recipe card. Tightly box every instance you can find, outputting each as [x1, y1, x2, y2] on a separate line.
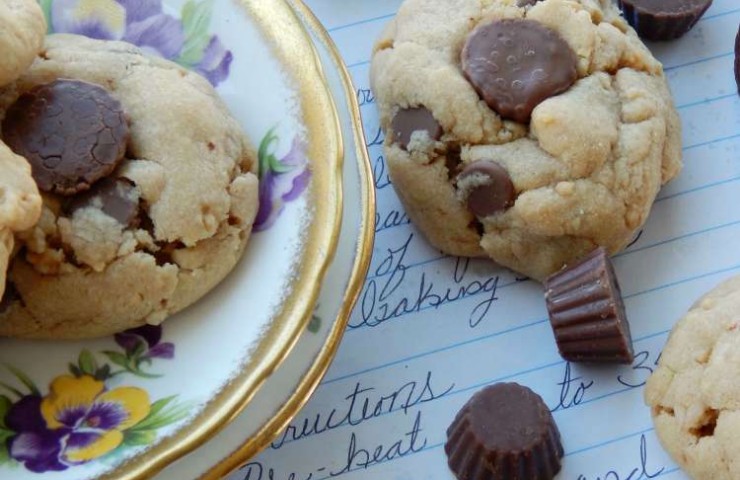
[235, 1, 740, 479]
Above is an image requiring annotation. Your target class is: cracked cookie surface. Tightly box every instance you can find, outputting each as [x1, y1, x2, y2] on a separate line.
[645, 275, 740, 480]
[0, 0, 46, 88]
[0, 34, 259, 339]
[370, 0, 681, 281]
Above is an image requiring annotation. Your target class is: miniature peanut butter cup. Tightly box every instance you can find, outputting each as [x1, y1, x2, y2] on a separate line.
[2, 79, 130, 196]
[457, 160, 516, 217]
[391, 106, 442, 150]
[617, 0, 713, 41]
[461, 19, 578, 123]
[445, 383, 563, 480]
[544, 247, 634, 364]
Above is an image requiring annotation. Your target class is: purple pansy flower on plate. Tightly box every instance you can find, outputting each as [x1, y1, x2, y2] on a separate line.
[6, 376, 150, 472]
[41, 0, 232, 86]
[255, 129, 311, 231]
[0, 328, 185, 473]
[115, 325, 175, 361]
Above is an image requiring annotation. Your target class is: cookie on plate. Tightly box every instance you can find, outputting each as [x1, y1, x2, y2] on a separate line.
[370, 0, 682, 281]
[0, 143, 42, 300]
[0, 34, 259, 339]
[645, 275, 740, 480]
[0, 0, 46, 87]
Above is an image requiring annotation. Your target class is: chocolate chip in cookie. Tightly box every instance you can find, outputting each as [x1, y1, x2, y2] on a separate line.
[457, 160, 516, 217]
[517, 0, 542, 6]
[617, 0, 713, 41]
[66, 177, 140, 227]
[391, 106, 442, 150]
[461, 18, 578, 123]
[2, 79, 130, 196]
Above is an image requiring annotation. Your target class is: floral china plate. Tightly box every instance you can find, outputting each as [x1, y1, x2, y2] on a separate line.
[0, 1, 344, 479]
[156, 2, 375, 476]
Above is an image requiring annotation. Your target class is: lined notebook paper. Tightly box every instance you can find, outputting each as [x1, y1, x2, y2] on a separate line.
[234, 1, 740, 479]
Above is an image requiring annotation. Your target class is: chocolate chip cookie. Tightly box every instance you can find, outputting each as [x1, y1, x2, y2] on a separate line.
[0, 34, 259, 339]
[0, 0, 46, 88]
[645, 275, 740, 480]
[370, 0, 682, 281]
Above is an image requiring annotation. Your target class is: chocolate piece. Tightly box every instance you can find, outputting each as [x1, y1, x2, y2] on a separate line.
[66, 177, 140, 227]
[457, 160, 516, 217]
[461, 19, 578, 123]
[391, 106, 442, 150]
[517, 0, 542, 6]
[545, 247, 634, 364]
[617, 0, 713, 41]
[735, 24, 739, 95]
[2, 79, 130, 196]
[445, 383, 563, 480]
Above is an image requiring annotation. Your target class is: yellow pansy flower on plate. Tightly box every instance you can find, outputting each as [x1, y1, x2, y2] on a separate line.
[0, 326, 188, 473]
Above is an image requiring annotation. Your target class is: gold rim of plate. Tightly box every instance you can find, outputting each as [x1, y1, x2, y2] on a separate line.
[200, 0, 376, 476]
[102, 1, 346, 478]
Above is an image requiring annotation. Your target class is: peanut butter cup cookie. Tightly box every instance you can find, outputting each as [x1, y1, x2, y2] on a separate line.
[370, 0, 682, 281]
[645, 275, 740, 480]
[0, 34, 259, 339]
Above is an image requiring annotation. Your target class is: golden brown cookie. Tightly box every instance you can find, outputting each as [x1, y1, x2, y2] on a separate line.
[370, 0, 682, 281]
[0, 34, 259, 339]
[645, 275, 740, 480]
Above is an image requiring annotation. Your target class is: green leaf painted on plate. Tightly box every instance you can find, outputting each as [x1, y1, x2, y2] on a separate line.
[0, 430, 13, 465]
[131, 396, 189, 431]
[177, 0, 214, 67]
[143, 395, 176, 421]
[68, 363, 82, 377]
[102, 350, 129, 371]
[4, 365, 40, 397]
[123, 429, 156, 446]
[0, 382, 22, 400]
[78, 350, 98, 377]
[0, 396, 11, 429]
[94, 364, 112, 381]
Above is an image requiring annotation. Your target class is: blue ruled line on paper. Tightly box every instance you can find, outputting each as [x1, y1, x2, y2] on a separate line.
[327, 12, 396, 32]
[664, 51, 735, 72]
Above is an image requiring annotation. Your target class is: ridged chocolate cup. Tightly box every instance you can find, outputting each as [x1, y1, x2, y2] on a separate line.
[445, 383, 563, 480]
[544, 247, 634, 364]
[617, 0, 713, 41]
